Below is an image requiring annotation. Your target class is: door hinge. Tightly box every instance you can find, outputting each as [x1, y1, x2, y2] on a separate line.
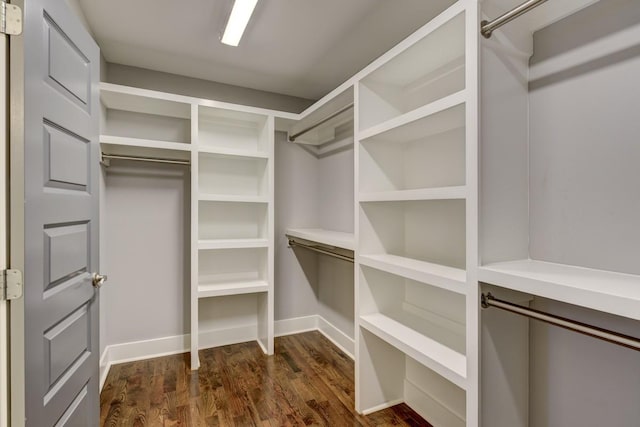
[1, 1, 22, 36]
[0, 269, 23, 301]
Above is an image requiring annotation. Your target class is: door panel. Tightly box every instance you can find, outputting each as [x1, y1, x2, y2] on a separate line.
[18, 0, 100, 425]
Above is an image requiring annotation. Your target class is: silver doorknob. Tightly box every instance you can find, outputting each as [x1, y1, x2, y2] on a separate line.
[92, 272, 108, 288]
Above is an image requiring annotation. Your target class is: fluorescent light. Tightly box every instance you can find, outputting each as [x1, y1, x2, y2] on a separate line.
[221, 0, 258, 46]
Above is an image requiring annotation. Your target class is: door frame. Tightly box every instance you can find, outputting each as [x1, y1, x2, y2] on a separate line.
[1, 25, 9, 427]
[9, 0, 26, 424]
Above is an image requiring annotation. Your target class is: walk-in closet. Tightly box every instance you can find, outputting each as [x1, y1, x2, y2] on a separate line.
[4, 0, 640, 426]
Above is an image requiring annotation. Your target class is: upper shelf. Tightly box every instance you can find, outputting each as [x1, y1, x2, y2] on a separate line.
[285, 228, 354, 251]
[287, 87, 354, 147]
[479, 259, 640, 321]
[101, 83, 192, 119]
[100, 135, 191, 162]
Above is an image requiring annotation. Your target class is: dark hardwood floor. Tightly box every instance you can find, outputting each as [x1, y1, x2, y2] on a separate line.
[100, 331, 432, 426]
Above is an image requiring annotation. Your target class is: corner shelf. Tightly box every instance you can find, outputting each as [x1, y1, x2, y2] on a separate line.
[359, 312, 467, 389]
[479, 259, 640, 321]
[360, 254, 466, 293]
[198, 280, 269, 298]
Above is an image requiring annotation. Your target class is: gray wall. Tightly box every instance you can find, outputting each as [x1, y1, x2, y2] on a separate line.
[104, 162, 190, 346]
[105, 63, 314, 113]
[274, 132, 355, 339]
[528, 1, 640, 425]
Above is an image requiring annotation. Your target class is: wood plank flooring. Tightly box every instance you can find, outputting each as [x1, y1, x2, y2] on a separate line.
[100, 331, 433, 426]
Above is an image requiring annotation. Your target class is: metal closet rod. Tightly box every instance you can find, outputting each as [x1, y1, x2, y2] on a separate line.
[101, 153, 190, 166]
[481, 0, 549, 39]
[288, 239, 354, 263]
[481, 293, 640, 351]
[289, 103, 354, 142]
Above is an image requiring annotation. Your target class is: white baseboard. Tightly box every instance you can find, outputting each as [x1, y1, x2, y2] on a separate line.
[99, 315, 355, 391]
[317, 316, 355, 359]
[274, 315, 318, 336]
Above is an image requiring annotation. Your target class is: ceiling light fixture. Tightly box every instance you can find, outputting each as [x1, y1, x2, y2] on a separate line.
[221, 0, 258, 47]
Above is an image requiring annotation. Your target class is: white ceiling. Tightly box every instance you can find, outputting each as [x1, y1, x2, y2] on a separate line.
[78, 0, 454, 100]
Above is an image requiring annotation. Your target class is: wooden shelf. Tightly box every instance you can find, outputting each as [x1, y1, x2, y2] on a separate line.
[198, 280, 269, 298]
[359, 186, 466, 202]
[359, 312, 467, 389]
[359, 254, 466, 293]
[198, 146, 268, 159]
[285, 228, 354, 251]
[479, 259, 640, 321]
[199, 194, 269, 203]
[359, 90, 466, 141]
[198, 239, 269, 250]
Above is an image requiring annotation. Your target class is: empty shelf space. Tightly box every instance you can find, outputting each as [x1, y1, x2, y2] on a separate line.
[360, 312, 467, 389]
[198, 153, 268, 198]
[359, 90, 466, 141]
[199, 106, 269, 153]
[360, 186, 466, 202]
[285, 228, 355, 251]
[198, 280, 269, 298]
[100, 135, 191, 162]
[198, 201, 267, 241]
[360, 254, 466, 292]
[198, 239, 269, 250]
[479, 259, 640, 321]
[199, 194, 269, 203]
[358, 12, 465, 130]
[360, 199, 466, 271]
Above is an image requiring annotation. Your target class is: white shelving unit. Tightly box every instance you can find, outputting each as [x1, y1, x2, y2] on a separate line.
[354, 2, 478, 426]
[99, 83, 281, 372]
[192, 104, 275, 369]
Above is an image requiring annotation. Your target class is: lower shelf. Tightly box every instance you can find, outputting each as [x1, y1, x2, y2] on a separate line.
[198, 280, 269, 298]
[359, 312, 467, 389]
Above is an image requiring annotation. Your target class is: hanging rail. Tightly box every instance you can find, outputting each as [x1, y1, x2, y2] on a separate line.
[289, 103, 354, 142]
[101, 153, 191, 166]
[481, 293, 640, 351]
[287, 238, 354, 263]
[481, 0, 548, 38]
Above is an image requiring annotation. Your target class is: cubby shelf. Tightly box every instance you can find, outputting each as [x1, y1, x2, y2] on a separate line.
[198, 239, 269, 250]
[479, 259, 640, 321]
[198, 146, 268, 159]
[197, 280, 269, 298]
[359, 90, 466, 141]
[359, 312, 467, 389]
[359, 254, 466, 293]
[198, 194, 269, 203]
[359, 186, 466, 202]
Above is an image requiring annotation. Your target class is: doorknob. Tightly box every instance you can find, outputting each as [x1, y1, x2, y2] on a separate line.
[92, 272, 108, 288]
